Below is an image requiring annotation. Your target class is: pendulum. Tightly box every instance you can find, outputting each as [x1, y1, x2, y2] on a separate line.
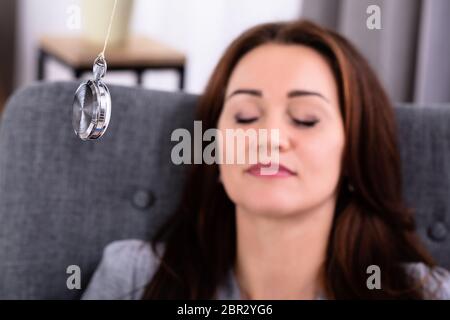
[72, 54, 111, 140]
[72, 0, 117, 141]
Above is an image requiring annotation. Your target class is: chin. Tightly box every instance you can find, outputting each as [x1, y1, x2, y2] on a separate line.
[244, 205, 302, 219]
[240, 195, 303, 218]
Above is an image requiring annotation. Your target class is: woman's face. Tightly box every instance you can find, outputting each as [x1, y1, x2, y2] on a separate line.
[217, 43, 345, 217]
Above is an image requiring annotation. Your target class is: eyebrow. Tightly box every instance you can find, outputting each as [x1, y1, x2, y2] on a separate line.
[225, 89, 329, 103]
[287, 90, 330, 103]
[225, 89, 262, 100]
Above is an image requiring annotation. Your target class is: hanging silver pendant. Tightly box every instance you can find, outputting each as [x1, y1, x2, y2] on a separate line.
[72, 55, 111, 141]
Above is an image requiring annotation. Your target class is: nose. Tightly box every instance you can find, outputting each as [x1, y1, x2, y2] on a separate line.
[271, 132, 291, 152]
[256, 117, 292, 155]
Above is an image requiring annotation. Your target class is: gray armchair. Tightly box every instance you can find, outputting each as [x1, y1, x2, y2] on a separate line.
[0, 82, 449, 299]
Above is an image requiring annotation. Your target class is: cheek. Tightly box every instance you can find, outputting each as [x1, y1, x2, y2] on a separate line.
[217, 117, 257, 203]
[218, 163, 245, 203]
[298, 126, 345, 189]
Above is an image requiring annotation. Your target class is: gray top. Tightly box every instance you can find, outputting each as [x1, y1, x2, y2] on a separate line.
[81, 239, 450, 300]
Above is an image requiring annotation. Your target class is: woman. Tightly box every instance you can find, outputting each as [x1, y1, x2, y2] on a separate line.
[82, 20, 450, 300]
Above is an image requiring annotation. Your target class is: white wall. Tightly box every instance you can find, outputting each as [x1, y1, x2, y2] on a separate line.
[16, 0, 303, 93]
[16, 0, 80, 87]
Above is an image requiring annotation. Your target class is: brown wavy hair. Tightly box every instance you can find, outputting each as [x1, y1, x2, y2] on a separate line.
[143, 20, 436, 299]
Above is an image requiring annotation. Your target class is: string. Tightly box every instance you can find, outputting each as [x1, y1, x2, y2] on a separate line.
[99, 0, 118, 59]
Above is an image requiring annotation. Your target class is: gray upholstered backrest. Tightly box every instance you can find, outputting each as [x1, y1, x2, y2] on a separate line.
[0, 82, 448, 299]
[394, 104, 450, 267]
[0, 82, 197, 299]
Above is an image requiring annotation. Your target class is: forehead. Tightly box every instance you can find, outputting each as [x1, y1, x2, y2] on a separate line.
[226, 43, 338, 104]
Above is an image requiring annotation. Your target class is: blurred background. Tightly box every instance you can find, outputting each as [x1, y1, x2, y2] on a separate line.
[0, 0, 449, 114]
[0, 1, 449, 299]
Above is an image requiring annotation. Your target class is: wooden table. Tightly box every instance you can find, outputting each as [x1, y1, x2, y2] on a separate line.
[37, 35, 186, 89]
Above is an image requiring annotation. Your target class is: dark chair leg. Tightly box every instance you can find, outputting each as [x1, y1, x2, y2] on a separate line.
[74, 69, 84, 79]
[136, 69, 144, 86]
[37, 49, 46, 81]
[178, 66, 185, 91]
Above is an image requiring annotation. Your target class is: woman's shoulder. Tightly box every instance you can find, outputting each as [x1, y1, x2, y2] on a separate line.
[404, 262, 450, 299]
[81, 239, 163, 300]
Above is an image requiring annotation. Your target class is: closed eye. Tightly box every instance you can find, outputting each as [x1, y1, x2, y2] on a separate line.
[292, 118, 319, 127]
[235, 116, 258, 124]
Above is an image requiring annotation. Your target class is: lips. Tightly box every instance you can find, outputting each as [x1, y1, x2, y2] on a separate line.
[245, 162, 297, 177]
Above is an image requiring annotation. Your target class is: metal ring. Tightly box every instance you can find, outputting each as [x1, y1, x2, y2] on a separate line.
[72, 79, 111, 140]
[93, 55, 107, 80]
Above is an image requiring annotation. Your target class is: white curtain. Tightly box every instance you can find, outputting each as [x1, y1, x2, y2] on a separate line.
[302, 0, 450, 104]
